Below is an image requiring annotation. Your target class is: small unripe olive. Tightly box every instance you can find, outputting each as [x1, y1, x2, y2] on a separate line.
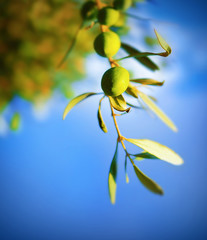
[80, 1, 97, 21]
[113, 0, 132, 10]
[98, 7, 120, 27]
[113, 13, 126, 27]
[101, 67, 130, 97]
[94, 31, 121, 58]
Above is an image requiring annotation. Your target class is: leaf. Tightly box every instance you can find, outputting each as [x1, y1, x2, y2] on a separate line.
[97, 97, 108, 133]
[130, 78, 164, 86]
[133, 164, 163, 195]
[57, 21, 83, 68]
[109, 95, 131, 112]
[154, 29, 172, 56]
[125, 83, 138, 98]
[145, 36, 158, 47]
[63, 92, 97, 120]
[108, 141, 119, 204]
[118, 34, 171, 62]
[134, 151, 159, 161]
[121, 42, 159, 71]
[126, 102, 142, 109]
[125, 154, 129, 183]
[137, 90, 177, 132]
[126, 138, 184, 165]
[148, 96, 157, 102]
[10, 112, 21, 131]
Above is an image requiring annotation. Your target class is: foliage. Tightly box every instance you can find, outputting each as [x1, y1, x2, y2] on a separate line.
[0, 0, 107, 130]
[63, 0, 184, 203]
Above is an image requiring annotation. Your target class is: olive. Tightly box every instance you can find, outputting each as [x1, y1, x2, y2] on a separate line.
[113, 0, 132, 10]
[101, 67, 129, 96]
[98, 7, 119, 27]
[94, 31, 121, 58]
[80, 1, 97, 21]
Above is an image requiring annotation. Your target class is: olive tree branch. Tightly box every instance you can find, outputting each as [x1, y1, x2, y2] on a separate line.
[95, 0, 134, 167]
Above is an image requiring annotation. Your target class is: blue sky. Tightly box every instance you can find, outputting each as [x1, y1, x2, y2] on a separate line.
[0, 0, 207, 239]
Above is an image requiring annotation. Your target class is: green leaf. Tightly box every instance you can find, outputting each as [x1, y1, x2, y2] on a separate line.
[125, 154, 129, 183]
[134, 151, 159, 161]
[145, 36, 158, 47]
[109, 95, 131, 112]
[126, 102, 142, 109]
[57, 21, 83, 68]
[118, 34, 171, 62]
[126, 138, 184, 165]
[108, 141, 119, 204]
[130, 78, 164, 86]
[137, 90, 177, 132]
[121, 42, 159, 71]
[63, 92, 97, 120]
[97, 97, 108, 133]
[154, 29, 172, 56]
[10, 112, 21, 131]
[133, 164, 163, 195]
[148, 96, 157, 102]
[125, 83, 138, 98]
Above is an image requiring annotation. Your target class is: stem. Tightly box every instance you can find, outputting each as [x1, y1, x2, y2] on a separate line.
[109, 100, 134, 166]
[57, 20, 84, 68]
[95, 0, 134, 166]
[95, 0, 102, 9]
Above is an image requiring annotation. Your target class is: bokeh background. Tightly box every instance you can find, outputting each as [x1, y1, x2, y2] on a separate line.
[0, 0, 207, 239]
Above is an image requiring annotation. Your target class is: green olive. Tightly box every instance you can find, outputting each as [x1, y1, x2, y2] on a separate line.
[98, 7, 120, 27]
[113, 0, 132, 10]
[94, 31, 121, 58]
[113, 13, 126, 27]
[101, 67, 129, 96]
[80, 1, 97, 21]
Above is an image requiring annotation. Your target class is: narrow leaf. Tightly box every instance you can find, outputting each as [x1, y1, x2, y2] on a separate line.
[148, 96, 157, 102]
[121, 42, 159, 71]
[137, 90, 177, 132]
[97, 97, 108, 133]
[133, 164, 163, 195]
[130, 78, 164, 86]
[108, 141, 119, 204]
[119, 34, 171, 62]
[58, 21, 83, 68]
[125, 84, 138, 98]
[126, 138, 184, 165]
[154, 29, 171, 56]
[109, 95, 131, 112]
[10, 113, 21, 131]
[134, 151, 159, 161]
[125, 154, 129, 183]
[126, 102, 142, 109]
[63, 92, 97, 120]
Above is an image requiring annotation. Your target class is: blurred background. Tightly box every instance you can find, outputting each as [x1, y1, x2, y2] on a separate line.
[0, 0, 207, 239]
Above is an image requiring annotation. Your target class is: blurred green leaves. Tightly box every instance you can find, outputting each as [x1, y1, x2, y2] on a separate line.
[0, 0, 97, 112]
[10, 112, 21, 131]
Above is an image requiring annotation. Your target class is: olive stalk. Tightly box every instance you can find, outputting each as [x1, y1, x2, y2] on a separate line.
[95, 0, 135, 166]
